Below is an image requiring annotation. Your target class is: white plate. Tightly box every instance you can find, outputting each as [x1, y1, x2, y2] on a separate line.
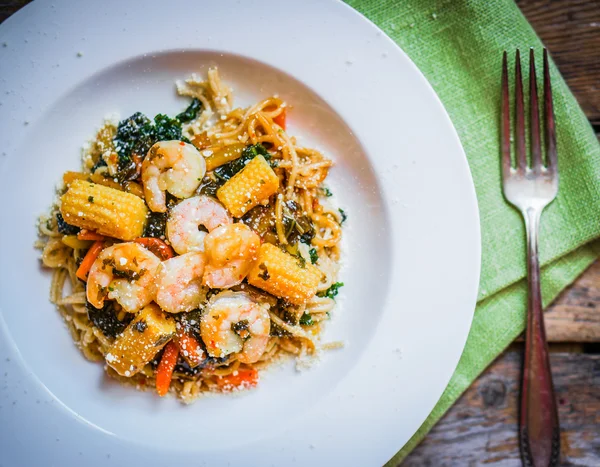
[0, 0, 480, 465]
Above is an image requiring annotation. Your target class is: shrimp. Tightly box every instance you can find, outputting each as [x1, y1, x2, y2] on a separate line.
[141, 140, 206, 212]
[200, 291, 271, 363]
[203, 223, 261, 289]
[166, 195, 232, 255]
[87, 242, 161, 312]
[155, 252, 207, 314]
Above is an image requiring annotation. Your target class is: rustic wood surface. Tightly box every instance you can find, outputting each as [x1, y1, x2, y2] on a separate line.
[1, 0, 599, 465]
[403, 351, 600, 467]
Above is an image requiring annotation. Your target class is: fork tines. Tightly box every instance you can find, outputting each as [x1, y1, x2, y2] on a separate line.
[501, 49, 557, 178]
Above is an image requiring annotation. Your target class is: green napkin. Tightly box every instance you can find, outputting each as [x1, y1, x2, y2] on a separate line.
[345, 0, 600, 464]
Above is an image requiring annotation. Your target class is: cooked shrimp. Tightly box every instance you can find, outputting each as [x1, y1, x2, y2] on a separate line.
[87, 242, 161, 312]
[166, 195, 232, 255]
[155, 252, 207, 314]
[200, 291, 270, 363]
[203, 223, 260, 289]
[141, 140, 206, 212]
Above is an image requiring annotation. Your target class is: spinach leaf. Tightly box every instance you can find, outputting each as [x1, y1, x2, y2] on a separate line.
[213, 143, 270, 182]
[56, 213, 80, 235]
[270, 322, 292, 337]
[86, 301, 132, 338]
[309, 248, 318, 264]
[338, 208, 347, 225]
[114, 112, 154, 166]
[318, 282, 344, 299]
[176, 98, 202, 123]
[153, 114, 183, 141]
[143, 212, 168, 238]
[320, 187, 333, 197]
[282, 200, 315, 245]
[299, 312, 314, 326]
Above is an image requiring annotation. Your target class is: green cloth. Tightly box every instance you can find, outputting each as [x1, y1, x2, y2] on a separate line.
[344, 0, 600, 464]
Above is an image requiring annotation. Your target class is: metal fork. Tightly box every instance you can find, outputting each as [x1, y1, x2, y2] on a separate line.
[501, 49, 560, 467]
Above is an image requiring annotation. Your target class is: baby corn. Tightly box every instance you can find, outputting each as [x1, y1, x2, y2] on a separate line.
[217, 155, 279, 217]
[247, 243, 322, 305]
[105, 304, 176, 377]
[60, 179, 147, 241]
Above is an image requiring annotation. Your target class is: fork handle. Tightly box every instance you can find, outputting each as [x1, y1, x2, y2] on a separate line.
[520, 207, 560, 467]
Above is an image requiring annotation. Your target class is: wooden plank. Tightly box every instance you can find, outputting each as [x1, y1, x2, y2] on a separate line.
[516, 0, 600, 125]
[402, 351, 600, 466]
[0, 0, 29, 23]
[545, 261, 600, 342]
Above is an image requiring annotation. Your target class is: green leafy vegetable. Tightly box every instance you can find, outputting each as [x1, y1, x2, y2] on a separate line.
[321, 187, 333, 197]
[112, 112, 184, 182]
[91, 157, 108, 173]
[197, 176, 220, 197]
[281, 310, 298, 326]
[213, 143, 270, 182]
[299, 312, 314, 326]
[338, 208, 347, 225]
[86, 301, 133, 338]
[309, 248, 318, 264]
[143, 212, 168, 238]
[318, 282, 344, 299]
[56, 213, 80, 235]
[114, 112, 154, 166]
[282, 200, 315, 245]
[231, 319, 250, 339]
[176, 98, 202, 123]
[153, 114, 183, 142]
[178, 310, 203, 342]
[270, 322, 292, 337]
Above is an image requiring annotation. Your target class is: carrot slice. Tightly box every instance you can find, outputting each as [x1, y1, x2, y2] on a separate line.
[77, 229, 106, 241]
[216, 367, 259, 391]
[156, 341, 179, 397]
[75, 241, 104, 281]
[175, 329, 204, 367]
[134, 237, 175, 261]
[273, 108, 286, 130]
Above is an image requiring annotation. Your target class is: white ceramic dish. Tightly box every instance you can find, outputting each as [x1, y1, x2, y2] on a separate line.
[0, 0, 480, 465]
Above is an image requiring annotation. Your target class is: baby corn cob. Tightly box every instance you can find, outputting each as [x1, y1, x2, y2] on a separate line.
[60, 179, 147, 241]
[105, 303, 176, 377]
[247, 243, 322, 305]
[217, 155, 279, 217]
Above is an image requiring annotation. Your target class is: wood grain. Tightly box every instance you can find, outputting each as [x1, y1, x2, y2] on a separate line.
[517, 0, 600, 125]
[403, 351, 600, 467]
[545, 261, 600, 342]
[0, 0, 29, 23]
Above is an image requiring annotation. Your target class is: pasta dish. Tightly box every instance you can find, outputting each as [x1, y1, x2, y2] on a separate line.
[36, 68, 344, 402]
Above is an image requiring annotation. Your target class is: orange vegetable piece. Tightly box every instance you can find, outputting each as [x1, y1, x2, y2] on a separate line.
[215, 367, 259, 392]
[175, 329, 204, 368]
[75, 241, 104, 281]
[134, 237, 175, 261]
[155, 341, 179, 397]
[273, 108, 286, 130]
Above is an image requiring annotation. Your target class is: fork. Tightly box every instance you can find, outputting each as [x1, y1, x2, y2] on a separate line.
[501, 49, 560, 467]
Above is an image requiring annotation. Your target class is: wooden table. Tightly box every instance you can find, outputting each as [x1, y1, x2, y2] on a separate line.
[1, 1, 599, 465]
